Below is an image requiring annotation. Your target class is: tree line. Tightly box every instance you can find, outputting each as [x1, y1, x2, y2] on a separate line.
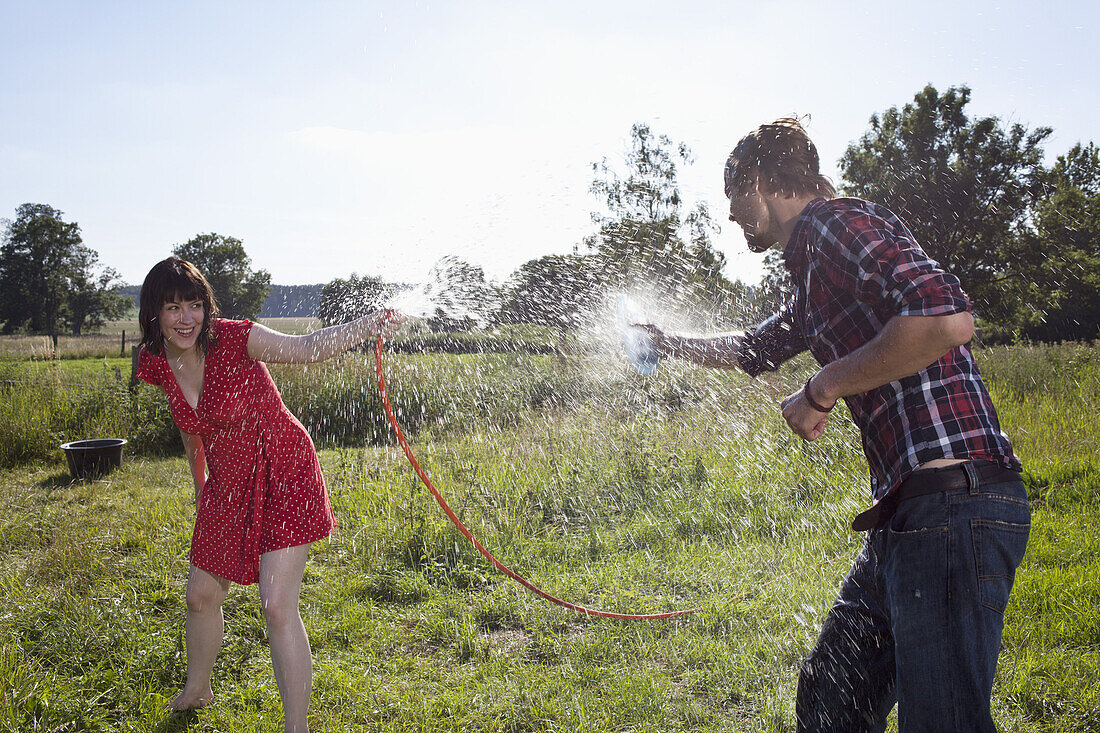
[0, 219, 271, 338]
[322, 86, 1099, 343]
[0, 204, 130, 337]
[3, 84, 1097, 343]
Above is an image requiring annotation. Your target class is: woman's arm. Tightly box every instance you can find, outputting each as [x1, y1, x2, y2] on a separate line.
[246, 310, 406, 364]
[180, 430, 207, 503]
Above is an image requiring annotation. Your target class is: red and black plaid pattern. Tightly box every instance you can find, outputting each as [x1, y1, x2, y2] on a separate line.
[776, 198, 1020, 499]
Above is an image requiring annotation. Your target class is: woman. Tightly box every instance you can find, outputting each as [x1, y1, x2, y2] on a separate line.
[137, 257, 403, 732]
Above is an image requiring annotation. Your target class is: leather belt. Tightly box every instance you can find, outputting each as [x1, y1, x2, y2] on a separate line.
[852, 460, 1021, 532]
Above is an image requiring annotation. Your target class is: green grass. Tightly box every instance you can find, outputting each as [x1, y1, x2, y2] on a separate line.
[0, 359, 177, 468]
[0, 344, 1097, 731]
[977, 343, 1100, 730]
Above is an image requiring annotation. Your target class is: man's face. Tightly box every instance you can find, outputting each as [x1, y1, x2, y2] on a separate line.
[728, 183, 779, 253]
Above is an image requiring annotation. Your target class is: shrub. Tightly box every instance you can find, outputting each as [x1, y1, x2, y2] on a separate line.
[0, 362, 132, 468]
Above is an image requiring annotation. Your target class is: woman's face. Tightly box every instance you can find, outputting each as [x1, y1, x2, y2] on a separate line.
[159, 296, 205, 354]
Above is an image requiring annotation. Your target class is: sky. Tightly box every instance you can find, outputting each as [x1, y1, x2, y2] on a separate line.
[1, 0, 1096, 288]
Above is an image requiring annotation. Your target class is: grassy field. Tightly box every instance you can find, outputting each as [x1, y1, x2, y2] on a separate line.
[0, 319, 561, 361]
[0, 318, 322, 361]
[0, 343, 1097, 731]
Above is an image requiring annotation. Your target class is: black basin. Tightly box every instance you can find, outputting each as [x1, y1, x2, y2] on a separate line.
[61, 438, 127, 480]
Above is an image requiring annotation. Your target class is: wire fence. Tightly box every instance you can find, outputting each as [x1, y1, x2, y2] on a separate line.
[0, 331, 134, 361]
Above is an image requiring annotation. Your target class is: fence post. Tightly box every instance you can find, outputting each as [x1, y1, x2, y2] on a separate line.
[121, 330, 126, 357]
[130, 345, 140, 390]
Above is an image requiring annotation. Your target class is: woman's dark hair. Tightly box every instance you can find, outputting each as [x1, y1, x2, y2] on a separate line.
[139, 257, 220, 356]
[724, 116, 836, 199]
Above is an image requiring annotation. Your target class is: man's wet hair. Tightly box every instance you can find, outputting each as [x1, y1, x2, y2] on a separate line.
[724, 116, 836, 199]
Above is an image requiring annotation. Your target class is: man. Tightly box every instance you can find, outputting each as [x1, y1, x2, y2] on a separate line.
[644, 117, 1030, 731]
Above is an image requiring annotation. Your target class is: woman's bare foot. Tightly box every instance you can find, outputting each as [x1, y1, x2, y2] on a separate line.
[170, 685, 215, 711]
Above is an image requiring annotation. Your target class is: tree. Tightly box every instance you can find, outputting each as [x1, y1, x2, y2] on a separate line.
[744, 250, 793, 327]
[417, 257, 498, 332]
[586, 123, 741, 325]
[1023, 142, 1100, 341]
[838, 85, 1051, 324]
[499, 254, 602, 329]
[0, 203, 127, 336]
[172, 234, 271, 319]
[64, 247, 129, 335]
[318, 273, 393, 327]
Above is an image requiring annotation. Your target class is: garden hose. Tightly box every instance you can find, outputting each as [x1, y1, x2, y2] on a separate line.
[374, 335, 697, 620]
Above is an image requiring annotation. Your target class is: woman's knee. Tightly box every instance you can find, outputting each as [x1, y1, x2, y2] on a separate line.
[185, 571, 228, 614]
[259, 588, 301, 629]
[185, 582, 227, 614]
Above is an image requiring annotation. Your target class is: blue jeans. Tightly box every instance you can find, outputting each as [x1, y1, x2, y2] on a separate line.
[796, 466, 1031, 732]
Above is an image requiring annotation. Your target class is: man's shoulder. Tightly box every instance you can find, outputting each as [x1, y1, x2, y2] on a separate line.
[799, 197, 872, 245]
[815, 196, 898, 221]
[807, 197, 912, 244]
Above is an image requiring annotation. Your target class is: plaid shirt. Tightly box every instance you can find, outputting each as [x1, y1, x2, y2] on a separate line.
[741, 197, 1020, 499]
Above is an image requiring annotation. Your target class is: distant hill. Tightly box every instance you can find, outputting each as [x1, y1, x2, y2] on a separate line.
[119, 285, 141, 310]
[117, 284, 324, 318]
[258, 284, 323, 317]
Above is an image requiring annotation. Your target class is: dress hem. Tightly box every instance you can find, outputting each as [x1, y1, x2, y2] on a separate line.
[188, 522, 336, 586]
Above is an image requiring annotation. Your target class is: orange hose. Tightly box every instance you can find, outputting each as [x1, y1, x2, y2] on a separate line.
[374, 336, 697, 620]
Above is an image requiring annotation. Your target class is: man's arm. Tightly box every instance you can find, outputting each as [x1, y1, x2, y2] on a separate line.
[650, 329, 745, 369]
[645, 298, 808, 374]
[781, 311, 975, 441]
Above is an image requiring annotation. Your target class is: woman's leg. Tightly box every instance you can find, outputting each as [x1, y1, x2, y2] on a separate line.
[172, 565, 230, 710]
[258, 543, 312, 733]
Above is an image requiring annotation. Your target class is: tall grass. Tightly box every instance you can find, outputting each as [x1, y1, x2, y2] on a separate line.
[0, 347, 765, 466]
[0, 343, 1096, 730]
[0, 360, 178, 468]
[0, 319, 557, 361]
[0, 333, 135, 360]
[979, 343, 1100, 506]
[0, 361, 130, 467]
[973, 343, 1100, 730]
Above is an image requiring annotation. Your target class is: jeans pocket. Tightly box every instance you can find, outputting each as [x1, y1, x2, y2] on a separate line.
[888, 493, 949, 536]
[971, 518, 1030, 613]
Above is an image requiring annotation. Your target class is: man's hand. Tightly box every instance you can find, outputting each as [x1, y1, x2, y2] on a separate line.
[781, 384, 831, 441]
[633, 323, 670, 357]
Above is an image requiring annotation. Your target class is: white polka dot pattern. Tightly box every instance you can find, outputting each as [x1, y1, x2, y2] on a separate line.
[137, 318, 335, 584]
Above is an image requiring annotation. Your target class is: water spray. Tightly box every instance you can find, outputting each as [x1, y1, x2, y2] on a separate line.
[616, 293, 661, 375]
[374, 334, 695, 620]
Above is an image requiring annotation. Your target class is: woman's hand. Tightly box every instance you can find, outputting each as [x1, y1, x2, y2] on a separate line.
[180, 430, 207, 502]
[367, 309, 408, 340]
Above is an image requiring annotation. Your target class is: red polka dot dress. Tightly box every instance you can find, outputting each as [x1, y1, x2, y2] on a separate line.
[138, 318, 336, 585]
